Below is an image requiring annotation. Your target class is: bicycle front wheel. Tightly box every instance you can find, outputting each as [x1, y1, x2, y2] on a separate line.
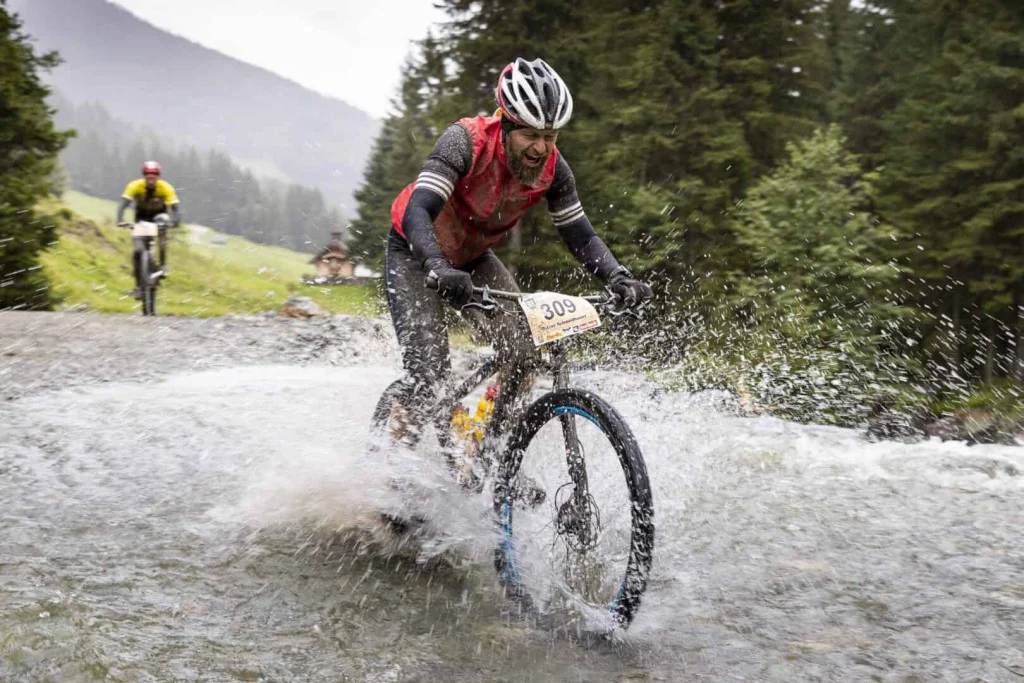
[495, 388, 654, 631]
[139, 250, 156, 316]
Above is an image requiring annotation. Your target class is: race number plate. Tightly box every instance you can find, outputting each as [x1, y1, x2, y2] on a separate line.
[132, 221, 159, 238]
[518, 292, 601, 347]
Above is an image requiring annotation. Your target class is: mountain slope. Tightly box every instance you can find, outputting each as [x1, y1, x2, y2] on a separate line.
[11, 0, 379, 209]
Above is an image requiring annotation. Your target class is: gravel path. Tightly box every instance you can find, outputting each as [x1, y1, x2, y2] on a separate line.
[0, 310, 398, 401]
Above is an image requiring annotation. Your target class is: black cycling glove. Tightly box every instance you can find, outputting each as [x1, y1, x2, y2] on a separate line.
[606, 266, 653, 309]
[426, 259, 474, 308]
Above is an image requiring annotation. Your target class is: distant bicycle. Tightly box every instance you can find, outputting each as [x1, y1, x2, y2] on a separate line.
[119, 212, 174, 316]
[370, 281, 655, 632]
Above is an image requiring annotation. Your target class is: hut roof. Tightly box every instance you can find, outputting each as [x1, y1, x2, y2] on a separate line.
[310, 231, 349, 264]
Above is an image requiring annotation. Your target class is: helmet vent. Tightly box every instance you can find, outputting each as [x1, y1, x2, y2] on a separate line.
[495, 58, 573, 130]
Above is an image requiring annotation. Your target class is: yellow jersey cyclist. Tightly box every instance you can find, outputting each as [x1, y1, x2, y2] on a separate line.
[117, 161, 182, 297]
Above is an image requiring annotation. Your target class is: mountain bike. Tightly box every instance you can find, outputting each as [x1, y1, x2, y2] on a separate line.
[370, 284, 655, 632]
[120, 213, 173, 316]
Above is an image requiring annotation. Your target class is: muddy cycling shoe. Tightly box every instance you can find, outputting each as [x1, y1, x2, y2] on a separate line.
[380, 512, 428, 535]
[511, 474, 546, 508]
[382, 476, 430, 535]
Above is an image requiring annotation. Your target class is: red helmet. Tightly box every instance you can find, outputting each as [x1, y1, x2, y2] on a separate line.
[141, 161, 162, 176]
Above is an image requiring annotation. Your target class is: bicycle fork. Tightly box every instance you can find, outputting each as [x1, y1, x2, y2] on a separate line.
[486, 352, 596, 551]
[553, 359, 598, 553]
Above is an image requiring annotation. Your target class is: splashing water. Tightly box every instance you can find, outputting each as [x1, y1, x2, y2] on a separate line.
[2, 359, 1022, 681]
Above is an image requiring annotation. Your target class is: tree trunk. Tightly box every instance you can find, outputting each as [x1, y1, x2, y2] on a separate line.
[950, 282, 963, 375]
[1016, 282, 1024, 383]
[983, 317, 996, 384]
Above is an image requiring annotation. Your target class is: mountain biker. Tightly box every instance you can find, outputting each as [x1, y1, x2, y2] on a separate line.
[387, 57, 653, 428]
[117, 161, 181, 298]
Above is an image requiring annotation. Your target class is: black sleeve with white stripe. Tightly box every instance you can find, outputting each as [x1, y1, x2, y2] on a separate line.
[415, 124, 472, 200]
[547, 155, 621, 281]
[401, 124, 474, 268]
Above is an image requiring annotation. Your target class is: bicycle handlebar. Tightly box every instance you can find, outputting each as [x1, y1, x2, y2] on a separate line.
[120, 220, 178, 229]
[468, 285, 608, 305]
[425, 270, 621, 314]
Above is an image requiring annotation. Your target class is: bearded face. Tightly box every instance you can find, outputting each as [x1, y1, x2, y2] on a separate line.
[504, 128, 559, 184]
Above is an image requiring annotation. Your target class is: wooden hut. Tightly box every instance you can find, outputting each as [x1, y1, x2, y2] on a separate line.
[310, 231, 354, 279]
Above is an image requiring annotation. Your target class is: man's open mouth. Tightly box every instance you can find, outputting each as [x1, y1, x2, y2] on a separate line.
[523, 152, 544, 167]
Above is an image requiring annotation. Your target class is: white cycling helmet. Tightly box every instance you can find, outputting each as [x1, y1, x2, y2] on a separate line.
[495, 58, 573, 130]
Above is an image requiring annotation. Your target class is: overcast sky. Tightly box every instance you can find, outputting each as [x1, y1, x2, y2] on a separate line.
[110, 0, 447, 118]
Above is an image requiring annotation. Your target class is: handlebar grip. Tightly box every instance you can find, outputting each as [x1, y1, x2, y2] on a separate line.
[425, 270, 440, 291]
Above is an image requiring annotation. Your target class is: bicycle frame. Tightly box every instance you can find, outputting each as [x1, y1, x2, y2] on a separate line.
[434, 292, 586, 449]
[126, 215, 173, 316]
[376, 283, 653, 628]
[129, 218, 172, 281]
[430, 286, 607, 541]
[137, 234, 163, 273]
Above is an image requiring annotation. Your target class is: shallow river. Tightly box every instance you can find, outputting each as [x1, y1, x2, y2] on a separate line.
[2, 363, 1022, 682]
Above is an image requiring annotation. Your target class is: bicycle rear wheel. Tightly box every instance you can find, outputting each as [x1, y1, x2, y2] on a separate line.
[496, 388, 654, 631]
[369, 378, 455, 455]
[370, 378, 415, 439]
[369, 379, 477, 531]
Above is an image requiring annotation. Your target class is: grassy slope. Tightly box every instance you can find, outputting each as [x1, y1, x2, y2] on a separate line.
[39, 191, 381, 317]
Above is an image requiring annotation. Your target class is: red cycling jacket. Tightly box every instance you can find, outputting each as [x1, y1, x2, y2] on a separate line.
[391, 114, 558, 266]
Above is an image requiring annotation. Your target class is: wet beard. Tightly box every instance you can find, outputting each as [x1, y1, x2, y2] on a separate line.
[504, 137, 548, 184]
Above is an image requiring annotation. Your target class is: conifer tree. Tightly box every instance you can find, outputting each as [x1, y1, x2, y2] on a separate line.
[0, 1, 72, 309]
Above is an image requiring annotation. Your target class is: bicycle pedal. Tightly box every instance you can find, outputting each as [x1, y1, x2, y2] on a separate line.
[454, 467, 484, 494]
[380, 512, 428, 535]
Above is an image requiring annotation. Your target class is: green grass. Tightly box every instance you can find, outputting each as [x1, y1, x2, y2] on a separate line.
[40, 192, 382, 317]
[62, 190, 121, 225]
